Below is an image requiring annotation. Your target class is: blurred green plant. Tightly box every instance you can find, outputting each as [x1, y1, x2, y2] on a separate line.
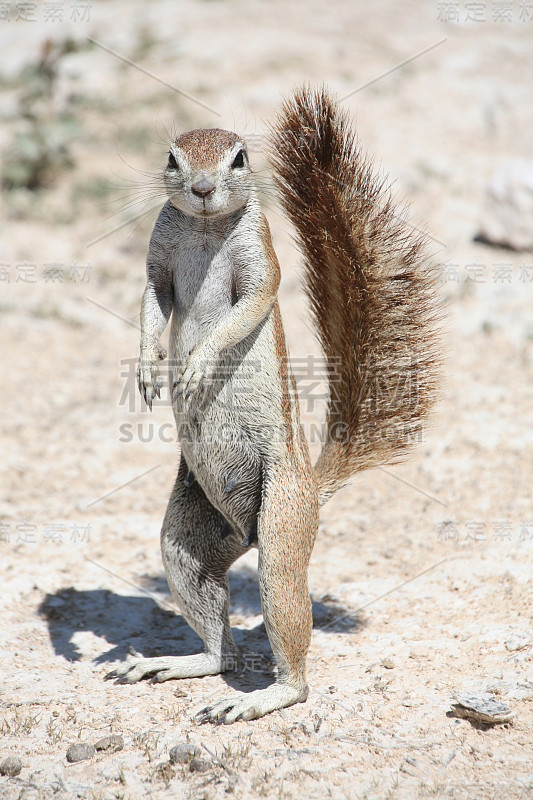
[2, 38, 81, 191]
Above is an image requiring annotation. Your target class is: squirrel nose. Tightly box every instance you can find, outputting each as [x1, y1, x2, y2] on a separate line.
[191, 178, 216, 198]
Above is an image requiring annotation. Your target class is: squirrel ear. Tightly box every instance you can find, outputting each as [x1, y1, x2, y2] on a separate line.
[231, 149, 245, 169]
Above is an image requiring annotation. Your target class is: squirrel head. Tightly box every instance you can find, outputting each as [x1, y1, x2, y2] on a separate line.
[165, 128, 252, 218]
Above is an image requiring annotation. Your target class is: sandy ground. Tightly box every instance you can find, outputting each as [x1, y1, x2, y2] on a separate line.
[1, 1, 532, 798]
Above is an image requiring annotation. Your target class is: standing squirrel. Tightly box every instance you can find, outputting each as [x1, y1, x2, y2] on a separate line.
[107, 86, 440, 723]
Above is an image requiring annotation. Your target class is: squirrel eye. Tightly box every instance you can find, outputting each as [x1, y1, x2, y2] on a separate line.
[167, 152, 178, 170]
[231, 150, 245, 169]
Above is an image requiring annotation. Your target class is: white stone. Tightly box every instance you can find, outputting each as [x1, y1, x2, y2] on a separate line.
[478, 161, 533, 251]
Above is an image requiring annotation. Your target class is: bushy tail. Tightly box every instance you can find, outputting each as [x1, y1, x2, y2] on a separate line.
[268, 85, 442, 506]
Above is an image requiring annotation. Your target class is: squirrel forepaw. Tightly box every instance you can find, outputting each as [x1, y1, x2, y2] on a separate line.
[173, 348, 215, 404]
[137, 359, 164, 411]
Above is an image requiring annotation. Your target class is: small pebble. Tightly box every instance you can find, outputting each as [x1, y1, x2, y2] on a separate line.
[505, 635, 531, 652]
[155, 762, 175, 781]
[66, 743, 96, 763]
[0, 756, 22, 777]
[168, 743, 201, 764]
[94, 735, 124, 753]
[382, 658, 395, 669]
[189, 758, 211, 773]
[451, 692, 514, 724]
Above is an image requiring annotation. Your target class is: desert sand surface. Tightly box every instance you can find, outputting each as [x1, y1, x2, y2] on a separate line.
[1, 1, 532, 798]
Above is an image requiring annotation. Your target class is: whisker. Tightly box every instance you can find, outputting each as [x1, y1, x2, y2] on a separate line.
[154, 111, 175, 146]
[113, 141, 167, 179]
[108, 169, 166, 187]
[101, 193, 166, 220]
[124, 202, 162, 239]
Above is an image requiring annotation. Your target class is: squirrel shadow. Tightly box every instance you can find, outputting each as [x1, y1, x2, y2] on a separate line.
[38, 566, 364, 693]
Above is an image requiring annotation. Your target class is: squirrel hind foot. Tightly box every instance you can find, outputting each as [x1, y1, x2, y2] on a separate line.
[197, 683, 308, 724]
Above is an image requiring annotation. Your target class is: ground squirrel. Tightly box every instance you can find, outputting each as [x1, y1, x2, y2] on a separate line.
[106, 86, 441, 723]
